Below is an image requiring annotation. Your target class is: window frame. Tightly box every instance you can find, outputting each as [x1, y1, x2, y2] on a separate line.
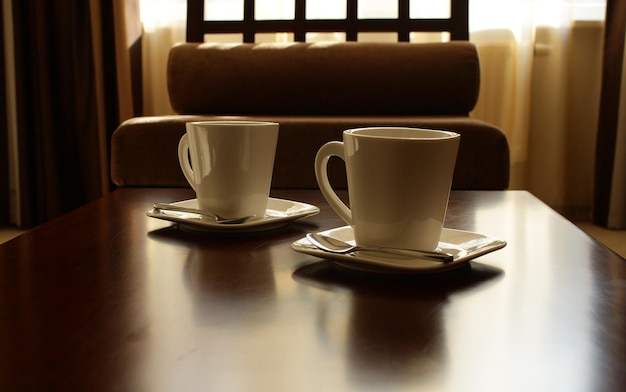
[186, 0, 469, 42]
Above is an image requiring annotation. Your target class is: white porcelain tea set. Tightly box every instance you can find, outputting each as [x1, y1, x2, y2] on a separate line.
[147, 121, 506, 274]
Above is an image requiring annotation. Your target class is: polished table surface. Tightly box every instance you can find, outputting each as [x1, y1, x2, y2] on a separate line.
[1, 188, 625, 391]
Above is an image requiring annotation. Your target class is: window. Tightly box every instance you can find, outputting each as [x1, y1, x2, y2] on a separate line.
[184, 0, 468, 42]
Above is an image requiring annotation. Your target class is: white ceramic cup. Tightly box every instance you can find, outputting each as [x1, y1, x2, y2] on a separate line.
[178, 121, 279, 219]
[315, 127, 460, 251]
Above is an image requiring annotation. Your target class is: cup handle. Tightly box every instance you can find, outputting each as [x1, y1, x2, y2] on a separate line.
[314, 141, 352, 225]
[178, 133, 197, 191]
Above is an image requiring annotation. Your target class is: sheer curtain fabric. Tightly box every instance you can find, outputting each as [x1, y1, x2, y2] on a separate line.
[139, 0, 609, 222]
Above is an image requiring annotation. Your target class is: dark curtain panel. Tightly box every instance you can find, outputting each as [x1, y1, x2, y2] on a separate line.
[0, 3, 8, 225]
[11, 0, 119, 228]
[594, 0, 626, 228]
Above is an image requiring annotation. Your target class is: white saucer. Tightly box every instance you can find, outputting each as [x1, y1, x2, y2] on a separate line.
[147, 198, 320, 233]
[291, 226, 507, 274]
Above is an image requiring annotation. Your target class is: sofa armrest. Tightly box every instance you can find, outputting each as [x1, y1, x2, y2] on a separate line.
[111, 116, 198, 187]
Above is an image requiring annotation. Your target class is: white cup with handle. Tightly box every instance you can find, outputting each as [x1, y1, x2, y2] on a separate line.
[178, 121, 279, 219]
[315, 127, 460, 251]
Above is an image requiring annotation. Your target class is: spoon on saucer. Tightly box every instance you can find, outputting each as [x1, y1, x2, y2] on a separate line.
[153, 203, 255, 224]
[306, 233, 454, 263]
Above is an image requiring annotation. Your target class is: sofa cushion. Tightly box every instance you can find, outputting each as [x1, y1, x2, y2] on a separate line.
[111, 115, 509, 190]
[167, 41, 480, 116]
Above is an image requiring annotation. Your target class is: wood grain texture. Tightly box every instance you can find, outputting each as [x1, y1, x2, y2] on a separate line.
[1, 189, 624, 391]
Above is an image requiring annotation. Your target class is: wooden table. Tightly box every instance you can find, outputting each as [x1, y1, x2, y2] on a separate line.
[1, 188, 624, 391]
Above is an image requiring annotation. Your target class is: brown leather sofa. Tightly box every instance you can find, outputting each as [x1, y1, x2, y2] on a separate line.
[111, 41, 509, 189]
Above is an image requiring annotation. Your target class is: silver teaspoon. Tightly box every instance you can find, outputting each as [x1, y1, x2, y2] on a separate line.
[306, 233, 454, 263]
[153, 203, 255, 224]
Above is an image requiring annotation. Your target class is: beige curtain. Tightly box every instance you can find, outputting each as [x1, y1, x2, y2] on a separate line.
[140, 0, 186, 115]
[138, 0, 607, 221]
[469, 1, 606, 221]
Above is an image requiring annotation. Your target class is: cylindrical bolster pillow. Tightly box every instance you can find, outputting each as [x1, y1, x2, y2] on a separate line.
[167, 41, 480, 116]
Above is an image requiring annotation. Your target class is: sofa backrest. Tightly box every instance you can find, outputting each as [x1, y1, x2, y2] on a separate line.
[167, 41, 480, 116]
